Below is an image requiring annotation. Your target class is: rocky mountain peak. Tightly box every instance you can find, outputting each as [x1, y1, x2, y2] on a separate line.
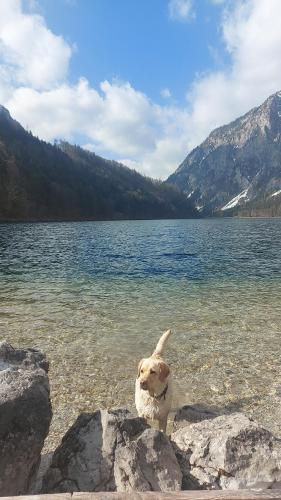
[167, 90, 281, 216]
[205, 90, 281, 151]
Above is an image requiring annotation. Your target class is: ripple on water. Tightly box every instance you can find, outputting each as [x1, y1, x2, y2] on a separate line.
[0, 219, 281, 450]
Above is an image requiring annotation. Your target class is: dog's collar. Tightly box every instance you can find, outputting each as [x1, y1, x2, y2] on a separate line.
[154, 384, 168, 401]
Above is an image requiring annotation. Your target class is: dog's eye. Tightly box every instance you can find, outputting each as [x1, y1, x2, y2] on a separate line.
[140, 369, 144, 373]
[150, 369, 156, 374]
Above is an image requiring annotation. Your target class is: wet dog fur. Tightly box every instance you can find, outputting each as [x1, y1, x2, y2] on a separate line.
[135, 329, 172, 432]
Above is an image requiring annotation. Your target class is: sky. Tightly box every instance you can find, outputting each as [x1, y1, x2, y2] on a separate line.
[1, 0, 281, 179]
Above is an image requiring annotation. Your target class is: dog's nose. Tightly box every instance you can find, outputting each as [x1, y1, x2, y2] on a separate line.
[140, 380, 148, 390]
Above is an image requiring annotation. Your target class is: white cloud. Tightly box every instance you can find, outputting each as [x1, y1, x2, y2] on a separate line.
[184, 0, 281, 145]
[161, 88, 172, 99]
[1, 0, 281, 179]
[5, 77, 189, 178]
[0, 0, 72, 89]
[168, 0, 195, 22]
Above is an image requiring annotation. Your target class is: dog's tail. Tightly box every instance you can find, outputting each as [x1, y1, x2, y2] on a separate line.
[153, 329, 172, 357]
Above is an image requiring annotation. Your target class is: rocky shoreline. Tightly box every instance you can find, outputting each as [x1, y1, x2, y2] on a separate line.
[1, 342, 281, 496]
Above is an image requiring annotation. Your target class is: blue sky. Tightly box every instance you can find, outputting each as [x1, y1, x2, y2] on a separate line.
[34, 0, 227, 104]
[1, 1, 281, 178]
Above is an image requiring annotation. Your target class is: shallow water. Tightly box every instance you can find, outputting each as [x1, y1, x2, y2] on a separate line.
[0, 218, 281, 448]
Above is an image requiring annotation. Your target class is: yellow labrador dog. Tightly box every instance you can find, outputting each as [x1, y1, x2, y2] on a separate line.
[135, 329, 172, 432]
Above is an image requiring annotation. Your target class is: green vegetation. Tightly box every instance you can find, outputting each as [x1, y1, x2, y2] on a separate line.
[0, 107, 197, 221]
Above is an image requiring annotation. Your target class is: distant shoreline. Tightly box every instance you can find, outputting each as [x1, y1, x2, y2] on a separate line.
[0, 216, 199, 223]
[0, 215, 281, 223]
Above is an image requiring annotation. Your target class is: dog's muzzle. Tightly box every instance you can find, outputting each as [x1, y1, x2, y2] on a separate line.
[140, 380, 148, 390]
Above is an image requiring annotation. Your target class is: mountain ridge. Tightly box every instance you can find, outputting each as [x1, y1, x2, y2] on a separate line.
[167, 91, 281, 217]
[0, 106, 197, 221]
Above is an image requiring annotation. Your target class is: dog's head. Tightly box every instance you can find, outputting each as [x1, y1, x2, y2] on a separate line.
[137, 355, 170, 395]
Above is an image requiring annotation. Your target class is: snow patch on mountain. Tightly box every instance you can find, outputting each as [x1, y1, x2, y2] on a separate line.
[270, 189, 281, 197]
[221, 189, 249, 211]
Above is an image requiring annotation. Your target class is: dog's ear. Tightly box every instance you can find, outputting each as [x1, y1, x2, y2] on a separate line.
[158, 361, 170, 382]
[137, 359, 145, 378]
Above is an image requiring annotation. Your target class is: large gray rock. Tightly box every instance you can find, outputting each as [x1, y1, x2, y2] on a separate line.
[171, 412, 281, 490]
[0, 342, 52, 496]
[42, 408, 182, 493]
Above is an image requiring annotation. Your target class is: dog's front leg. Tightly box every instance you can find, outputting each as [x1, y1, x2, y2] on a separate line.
[158, 416, 168, 433]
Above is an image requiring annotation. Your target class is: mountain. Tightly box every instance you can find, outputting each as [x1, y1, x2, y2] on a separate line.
[167, 91, 281, 216]
[0, 106, 197, 221]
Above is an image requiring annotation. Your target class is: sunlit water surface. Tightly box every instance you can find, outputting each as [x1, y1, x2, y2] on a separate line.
[0, 219, 281, 449]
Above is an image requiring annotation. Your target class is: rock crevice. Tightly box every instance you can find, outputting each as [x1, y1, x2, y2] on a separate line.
[42, 409, 182, 493]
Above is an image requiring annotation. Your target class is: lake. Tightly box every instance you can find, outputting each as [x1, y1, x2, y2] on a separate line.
[1, 218, 281, 449]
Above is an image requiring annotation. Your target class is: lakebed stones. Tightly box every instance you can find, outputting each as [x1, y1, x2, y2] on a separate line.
[42, 408, 182, 493]
[171, 412, 281, 490]
[0, 341, 52, 496]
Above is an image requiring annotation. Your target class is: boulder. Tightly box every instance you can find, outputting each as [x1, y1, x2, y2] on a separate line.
[173, 404, 219, 431]
[0, 341, 52, 496]
[42, 408, 182, 493]
[171, 412, 281, 490]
